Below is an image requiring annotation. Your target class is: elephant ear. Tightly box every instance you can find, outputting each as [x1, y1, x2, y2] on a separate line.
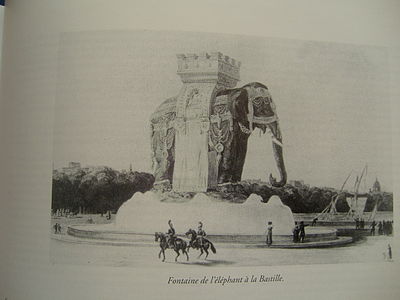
[229, 88, 249, 124]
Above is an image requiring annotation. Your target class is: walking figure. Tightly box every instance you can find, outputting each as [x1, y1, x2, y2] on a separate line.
[266, 221, 273, 247]
[388, 244, 392, 260]
[299, 221, 309, 243]
[293, 222, 300, 243]
[370, 220, 376, 236]
[355, 218, 359, 230]
[311, 218, 318, 226]
[378, 221, 383, 235]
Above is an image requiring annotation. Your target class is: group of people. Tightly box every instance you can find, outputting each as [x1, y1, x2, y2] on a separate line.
[370, 220, 393, 236]
[53, 223, 62, 234]
[165, 220, 206, 248]
[293, 221, 309, 243]
[265, 220, 310, 246]
[354, 218, 366, 230]
[52, 208, 73, 217]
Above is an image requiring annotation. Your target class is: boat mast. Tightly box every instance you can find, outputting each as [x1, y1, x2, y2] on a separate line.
[348, 165, 367, 218]
[317, 170, 352, 220]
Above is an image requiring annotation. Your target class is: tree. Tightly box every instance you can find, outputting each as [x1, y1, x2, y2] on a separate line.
[52, 165, 155, 213]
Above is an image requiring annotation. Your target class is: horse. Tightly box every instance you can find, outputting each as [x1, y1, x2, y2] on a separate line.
[154, 232, 189, 262]
[185, 229, 216, 259]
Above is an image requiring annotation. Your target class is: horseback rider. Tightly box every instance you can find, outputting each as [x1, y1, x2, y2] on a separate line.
[197, 221, 206, 247]
[166, 220, 176, 247]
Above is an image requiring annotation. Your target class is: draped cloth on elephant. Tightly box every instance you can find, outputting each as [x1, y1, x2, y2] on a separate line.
[172, 84, 216, 192]
[151, 127, 175, 181]
[173, 119, 209, 192]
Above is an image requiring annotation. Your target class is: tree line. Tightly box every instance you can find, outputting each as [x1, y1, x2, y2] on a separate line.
[215, 181, 393, 213]
[51, 166, 154, 214]
[52, 166, 392, 215]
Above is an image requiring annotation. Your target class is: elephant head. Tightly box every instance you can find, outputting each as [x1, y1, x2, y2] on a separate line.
[231, 82, 287, 187]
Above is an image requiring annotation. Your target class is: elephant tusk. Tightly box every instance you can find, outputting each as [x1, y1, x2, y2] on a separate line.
[272, 137, 283, 147]
[247, 99, 254, 131]
[265, 127, 283, 147]
[238, 122, 253, 135]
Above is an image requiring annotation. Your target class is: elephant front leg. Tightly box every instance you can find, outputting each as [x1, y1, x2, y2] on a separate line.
[218, 146, 234, 184]
[231, 129, 249, 182]
[217, 122, 247, 184]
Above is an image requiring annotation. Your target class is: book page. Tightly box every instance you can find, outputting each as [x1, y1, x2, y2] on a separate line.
[1, 1, 399, 299]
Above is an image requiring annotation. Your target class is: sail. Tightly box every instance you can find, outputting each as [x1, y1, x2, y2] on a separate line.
[346, 196, 368, 218]
[317, 171, 352, 220]
[328, 195, 338, 214]
[368, 202, 378, 221]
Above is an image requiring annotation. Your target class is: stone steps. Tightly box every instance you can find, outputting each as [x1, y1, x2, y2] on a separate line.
[265, 236, 353, 248]
[52, 233, 353, 249]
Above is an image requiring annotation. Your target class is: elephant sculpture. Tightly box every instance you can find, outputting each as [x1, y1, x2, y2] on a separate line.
[150, 82, 287, 188]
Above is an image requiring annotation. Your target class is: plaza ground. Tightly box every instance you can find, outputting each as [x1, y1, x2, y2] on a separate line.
[50, 214, 394, 268]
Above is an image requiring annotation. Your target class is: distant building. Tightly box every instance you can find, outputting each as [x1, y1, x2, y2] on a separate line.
[62, 162, 81, 172]
[372, 178, 381, 193]
[289, 180, 304, 188]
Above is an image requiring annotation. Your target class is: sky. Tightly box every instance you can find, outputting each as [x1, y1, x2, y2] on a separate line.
[53, 30, 393, 191]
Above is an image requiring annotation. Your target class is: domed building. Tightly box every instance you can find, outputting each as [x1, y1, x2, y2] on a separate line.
[372, 178, 381, 193]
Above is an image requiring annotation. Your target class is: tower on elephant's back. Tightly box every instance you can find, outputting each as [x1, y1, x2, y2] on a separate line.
[150, 52, 286, 193]
[151, 52, 241, 192]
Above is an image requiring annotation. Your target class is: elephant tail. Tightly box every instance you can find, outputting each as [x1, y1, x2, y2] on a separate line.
[209, 241, 216, 254]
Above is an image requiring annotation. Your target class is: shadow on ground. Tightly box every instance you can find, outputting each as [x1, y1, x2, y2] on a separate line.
[164, 259, 235, 266]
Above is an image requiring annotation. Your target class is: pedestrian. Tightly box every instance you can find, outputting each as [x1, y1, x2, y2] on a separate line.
[57, 223, 61, 233]
[266, 222, 273, 247]
[355, 218, 359, 230]
[388, 244, 392, 260]
[293, 222, 300, 243]
[370, 220, 376, 236]
[311, 217, 318, 226]
[53, 223, 58, 234]
[299, 221, 309, 243]
[378, 221, 383, 235]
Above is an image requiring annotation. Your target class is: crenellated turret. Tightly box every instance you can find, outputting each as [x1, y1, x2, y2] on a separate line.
[176, 52, 240, 88]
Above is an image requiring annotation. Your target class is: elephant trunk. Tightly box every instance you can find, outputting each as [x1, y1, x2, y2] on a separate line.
[268, 122, 287, 187]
